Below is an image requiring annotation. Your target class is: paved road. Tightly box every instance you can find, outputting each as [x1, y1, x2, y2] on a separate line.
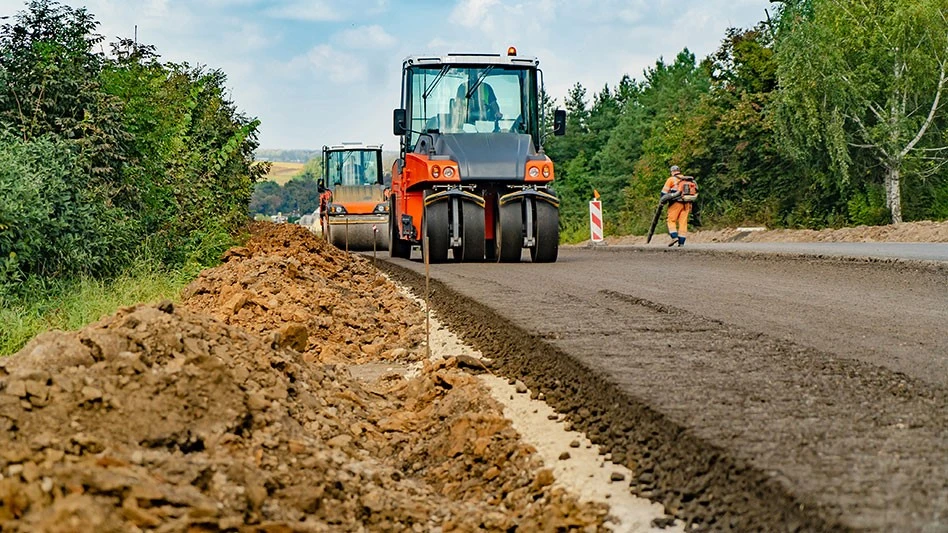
[379, 246, 948, 531]
[565, 246, 948, 385]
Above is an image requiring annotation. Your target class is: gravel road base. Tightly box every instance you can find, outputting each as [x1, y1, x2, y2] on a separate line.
[400, 286, 683, 532]
[379, 259, 948, 532]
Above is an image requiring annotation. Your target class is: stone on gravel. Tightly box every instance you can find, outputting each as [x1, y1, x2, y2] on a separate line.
[183, 223, 427, 365]
[0, 223, 609, 532]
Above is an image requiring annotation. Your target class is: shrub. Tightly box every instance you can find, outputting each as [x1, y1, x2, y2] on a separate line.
[0, 135, 136, 297]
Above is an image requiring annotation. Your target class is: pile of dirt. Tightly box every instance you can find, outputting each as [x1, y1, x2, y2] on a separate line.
[182, 223, 427, 365]
[604, 219, 948, 245]
[0, 223, 608, 531]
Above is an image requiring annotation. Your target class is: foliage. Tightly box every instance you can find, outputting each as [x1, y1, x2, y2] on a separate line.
[847, 184, 890, 226]
[0, 1, 263, 297]
[0, 135, 134, 290]
[249, 158, 322, 216]
[772, 0, 948, 223]
[544, 3, 947, 239]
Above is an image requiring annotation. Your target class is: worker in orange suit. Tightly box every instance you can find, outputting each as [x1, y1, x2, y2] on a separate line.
[661, 165, 698, 247]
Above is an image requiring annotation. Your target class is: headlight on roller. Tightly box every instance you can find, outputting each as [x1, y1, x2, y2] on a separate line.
[528, 167, 540, 178]
[373, 202, 389, 214]
[329, 204, 347, 215]
[443, 166, 456, 178]
[543, 164, 551, 178]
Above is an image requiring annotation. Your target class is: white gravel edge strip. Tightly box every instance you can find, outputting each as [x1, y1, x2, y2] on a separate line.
[390, 276, 682, 533]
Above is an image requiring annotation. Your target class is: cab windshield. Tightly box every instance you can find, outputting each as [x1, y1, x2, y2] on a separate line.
[408, 65, 537, 148]
[326, 150, 381, 187]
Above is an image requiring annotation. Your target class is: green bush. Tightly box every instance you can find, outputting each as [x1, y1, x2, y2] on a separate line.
[847, 185, 890, 226]
[0, 3, 264, 302]
[0, 135, 136, 297]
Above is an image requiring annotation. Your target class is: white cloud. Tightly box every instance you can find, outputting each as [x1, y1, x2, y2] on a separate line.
[616, 2, 649, 25]
[264, 0, 390, 22]
[0, 0, 773, 149]
[290, 44, 368, 84]
[336, 25, 395, 49]
[266, 0, 344, 22]
[449, 0, 501, 30]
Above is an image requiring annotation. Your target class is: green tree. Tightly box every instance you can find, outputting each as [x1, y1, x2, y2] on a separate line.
[0, 1, 264, 292]
[101, 40, 265, 265]
[613, 50, 712, 232]
[675, 25, 802, 227]
[774, 0, 948, 223]
[0, 0, 128, 182]
[550, 82, 591, 165]
[545, 83, 593, 236]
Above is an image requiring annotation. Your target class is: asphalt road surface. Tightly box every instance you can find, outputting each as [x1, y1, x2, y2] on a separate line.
[379, 245, 948, 532]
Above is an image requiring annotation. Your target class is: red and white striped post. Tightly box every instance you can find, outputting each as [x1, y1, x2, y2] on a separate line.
[589, 192, 604, 244]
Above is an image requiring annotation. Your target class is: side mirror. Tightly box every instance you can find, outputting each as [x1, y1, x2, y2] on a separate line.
[553, 109, 566, 136]
[393, 109, 407, 136]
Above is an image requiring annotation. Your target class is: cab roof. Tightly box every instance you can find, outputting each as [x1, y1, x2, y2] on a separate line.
[403, 53, 539, 68]
[324, 142, 382, 152]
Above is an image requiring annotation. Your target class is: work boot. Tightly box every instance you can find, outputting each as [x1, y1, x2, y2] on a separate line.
[667, 238, 678, 247]
[678, 236, 686, 247]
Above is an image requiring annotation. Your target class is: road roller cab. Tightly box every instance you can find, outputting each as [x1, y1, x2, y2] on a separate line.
[389, 47, 566, 263]
[319, 143, 390, 251]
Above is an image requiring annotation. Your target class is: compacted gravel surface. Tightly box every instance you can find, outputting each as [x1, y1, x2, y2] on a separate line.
[380, 246, 948, 532]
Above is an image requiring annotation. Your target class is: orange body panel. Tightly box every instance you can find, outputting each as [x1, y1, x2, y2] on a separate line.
[326, 185, 386, 215]
[524, 159, 555, 183]
[392, 153, 463, 240]
[391, 152, 556, 243]
[337, 200, 379, 215]
[403, 153, 461, 189]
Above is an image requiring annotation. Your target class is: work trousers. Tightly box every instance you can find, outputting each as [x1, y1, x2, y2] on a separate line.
[667, 202, 692, 236]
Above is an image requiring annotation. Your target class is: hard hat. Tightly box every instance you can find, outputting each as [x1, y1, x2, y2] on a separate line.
[670, 165, 680, 172]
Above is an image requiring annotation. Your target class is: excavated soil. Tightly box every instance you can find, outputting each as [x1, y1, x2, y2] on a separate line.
[0, 223, 608, 532]
[181, 223, 428, 365]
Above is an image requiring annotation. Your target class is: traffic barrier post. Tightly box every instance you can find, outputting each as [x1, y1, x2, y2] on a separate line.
[589, 199, 604, 245]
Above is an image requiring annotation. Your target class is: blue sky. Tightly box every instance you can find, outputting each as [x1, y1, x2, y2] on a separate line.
[1, 0, 776, 150]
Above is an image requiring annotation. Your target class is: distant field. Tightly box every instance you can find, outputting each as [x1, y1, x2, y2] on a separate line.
[260, 161, 305, 185]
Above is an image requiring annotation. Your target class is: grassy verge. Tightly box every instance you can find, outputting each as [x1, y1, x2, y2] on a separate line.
[0, 262, 195, 357]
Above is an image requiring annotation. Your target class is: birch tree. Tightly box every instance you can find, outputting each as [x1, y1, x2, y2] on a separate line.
[774, 0, 948, 223]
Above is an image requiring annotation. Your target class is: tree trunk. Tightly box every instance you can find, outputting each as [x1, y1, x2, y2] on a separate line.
[885, 162, 902, 224]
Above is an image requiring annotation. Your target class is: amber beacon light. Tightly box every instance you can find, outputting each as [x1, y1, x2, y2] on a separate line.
[507, 46, 517, 56]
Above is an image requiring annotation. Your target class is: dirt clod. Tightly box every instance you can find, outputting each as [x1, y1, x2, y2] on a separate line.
[0, 223, 608, 531]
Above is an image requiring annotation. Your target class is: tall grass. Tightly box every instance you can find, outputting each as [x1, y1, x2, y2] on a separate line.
[0, 261, 194, 357]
